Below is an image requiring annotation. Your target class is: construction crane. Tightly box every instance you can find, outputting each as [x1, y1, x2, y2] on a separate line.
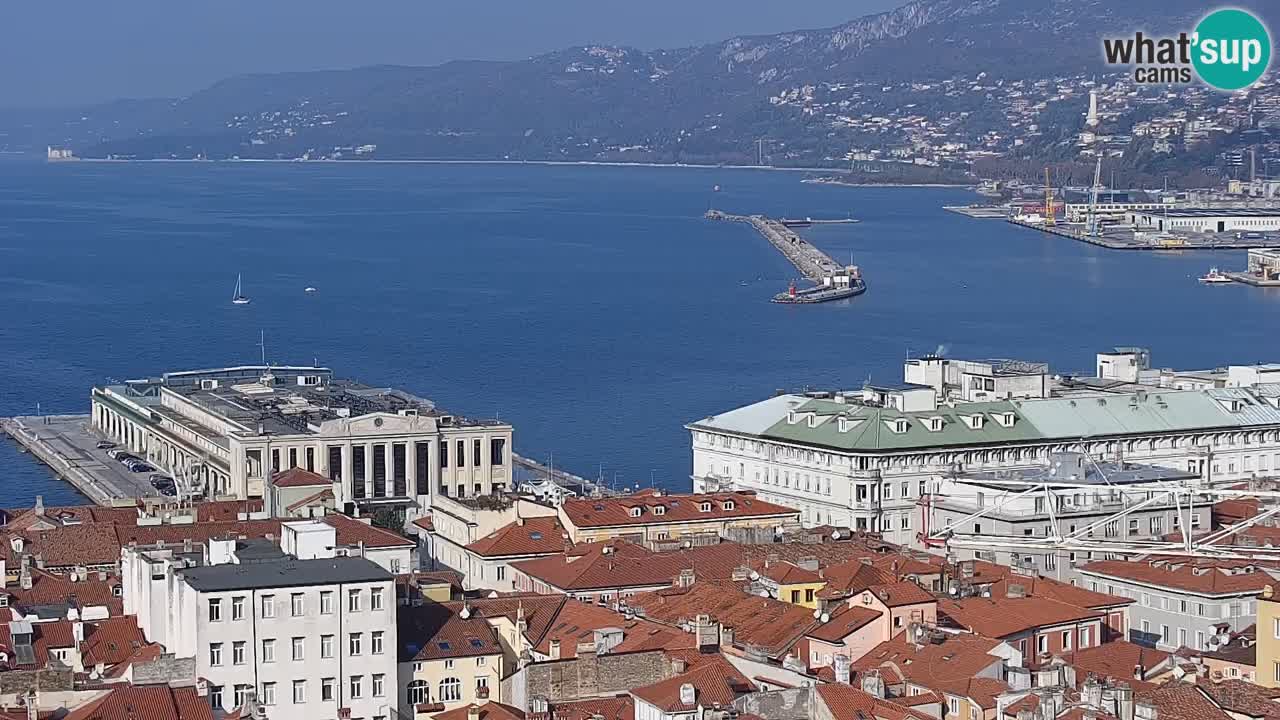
[1043, 167, 1056, 226]
[1085, 156, 1103, 237]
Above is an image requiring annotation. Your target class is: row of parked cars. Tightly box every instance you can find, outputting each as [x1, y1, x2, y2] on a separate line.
[96, 441, 176, 495]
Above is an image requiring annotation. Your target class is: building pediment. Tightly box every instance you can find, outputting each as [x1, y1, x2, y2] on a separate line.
[316, 412, 438, 437]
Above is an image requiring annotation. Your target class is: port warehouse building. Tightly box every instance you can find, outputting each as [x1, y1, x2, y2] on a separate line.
[1126, 207, 1280, 233]
[690, 353, 1280, 551]
[90, 365, 513, 516]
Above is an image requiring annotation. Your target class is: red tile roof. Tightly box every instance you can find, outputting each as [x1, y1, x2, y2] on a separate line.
[755, 561, 823, 585]
[1080, 559, 1271, 596]
[545, 696, 634, 720]
[630, 654, 752, 712]
[858, 581, 936, 608]
[81, 616, 155, 668]
[432, 703, 526, 720]
[852, 631, 1007, 704]
[987, 574, 1133, 609]
[628, 582, 818, 659]
[467, 517, 571, 558]
[816, 683, 935, 720]
[1143, 682, 1234, 720]
[1195, 679, 1280, 720]
[1067, 641, 1171, 684]
[534, 599, 694, 658]
[561, 491, 798, 530]
[286, 488, 334, 513]
[512, 541, 687, 592]
[818, 560, 897, 600]
[412, 516, 434, 532]
[62, 683, 214, 720]
[270, 467, 332, 488]
[4, 567, 124, 616]
[807, 603, 884, 643]
[321, 513, 415, 548]
[939, 596, 1102, 638]
[398, 601, 505, 661]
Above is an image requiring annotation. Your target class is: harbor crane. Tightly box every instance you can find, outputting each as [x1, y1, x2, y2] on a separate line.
[1085, 156, 1104, 237]
[1043, 167, 1056, 226]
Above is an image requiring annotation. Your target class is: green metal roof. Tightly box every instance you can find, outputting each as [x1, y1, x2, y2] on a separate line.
[761, 398, 1044, 451]
[1011, 391, 1243, 438]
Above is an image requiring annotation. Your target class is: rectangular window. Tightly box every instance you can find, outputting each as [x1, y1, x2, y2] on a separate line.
[234, 685, 251, 708]
[209, 686, 223, 709]
[440, 441, 449, 468]
[208, 599, 222, 622]
[261, 682, 275, 706]
[1037, 635, 1047, 654]
[350, 676, 363, 700]
[231, 596, 244, 621]
[473, 439, 482, 467]
[349, 632, 362, 656]
[292, 637, 304, 661]
[261, 595, 275, 618]
[292, 680, 306, 704]
[291, 593, 304, 616]
[232, 641, 246, 665]
[348, 589, 361, 612]
[1061, 631, 1071, 651]
[1080, 626, 1090, 648]
[262, 638, 275, 663]
[321, 634, 334, 659]
[371, 587, 384, 611]
[209, 643, 223, 666]
[1179, 628, 1187, 648]
[1161, 625, 1170, 644]
[371, 630, 384, 655]
[320, 590, 334, 614]
[322, 678, 336, 702]
[457, 440, 466, 468]
[491, 438, 507, 466]
[373, 673, 385, 698]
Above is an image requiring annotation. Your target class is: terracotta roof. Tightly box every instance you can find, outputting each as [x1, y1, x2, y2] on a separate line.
[1080, 559, 1271, 596]
[5, 567, 124, 616]
[561, 491, 798, 530]
[398, 601, 506, 661]
[545, 696, 634, 720]
[321, 513, 415, 548]
[465, 594, 570, 648]
[818, 561, 897, 600]
[432, 703, 526, 720]
[0, 619, 74, 668]
[889, 691, 943, 708]
[81, 615, 155, 668]
[807, 603, 884, 643]
[755, 561, 823, 585]
[852, 631, 1006, 704]
[816, 683, 935, 720]
[396, 570, 464, 600]
[989, 575, 1133, 609]
[858, 581, 936, 608]
[1067, 641, 1171, 684]
[467, 517, 571, 558]
[412, 516, 434, 532]
[512, 541, 687, 592]
[630, 654, 752, 712]
[939, 596, 1102, 638]
[1143, 682, 1234, 720]
[29, 523, 122, 567]
[629, 582, 818, 659]
[62, 683, 214, 720]
[270, 467, 332, 488]
[1195, 679, 1280, 719]
[1214, 498, 1259, 525]
[536, 599, 694, 658]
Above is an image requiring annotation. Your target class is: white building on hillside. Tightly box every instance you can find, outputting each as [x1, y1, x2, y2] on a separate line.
[122, 521, 399, 720]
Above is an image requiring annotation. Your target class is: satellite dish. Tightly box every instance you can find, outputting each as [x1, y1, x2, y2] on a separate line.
[820, 613, 830, 623]
[459, 607, 471, 620]
[813, 608, 822, 619]
[749, 571, 760, 581]
[759, 590, 770, 598]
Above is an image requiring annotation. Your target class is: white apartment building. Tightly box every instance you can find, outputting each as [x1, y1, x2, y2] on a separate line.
[690, 351, 1280, 546]
[91, 365, 513, 518]
[122, 521, 399, 720]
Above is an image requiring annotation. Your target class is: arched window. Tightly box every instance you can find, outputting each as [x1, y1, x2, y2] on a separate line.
[408, 680, 430, 706]
[439, 678, 462, 703]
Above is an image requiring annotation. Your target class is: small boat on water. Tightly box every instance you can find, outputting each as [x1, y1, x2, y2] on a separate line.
[304, 287, 318, 294]
[1199, 268, 1233, 285]
[232, 274, 251, 304]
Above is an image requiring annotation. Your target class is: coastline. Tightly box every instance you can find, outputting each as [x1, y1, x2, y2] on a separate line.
[55, 156, 976, 186]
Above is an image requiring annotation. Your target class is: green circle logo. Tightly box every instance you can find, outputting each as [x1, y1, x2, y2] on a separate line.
[1192, 8, 1271, 90]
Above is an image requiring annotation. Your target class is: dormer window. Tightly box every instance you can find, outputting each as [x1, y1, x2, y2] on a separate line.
[994, 412, 1016, 428]
[629, 506, 643, 518]
[699, 502, 713, 513]
[806, 414, 817, 428]
[787, 411, 798, 424]
[889, 419, 909, 434]
[722, 500, 735, 511]
[927, 416, 943, 432]
[837, 416, 849, 432]
[653, 505, 666, 516]
[965, 414, 985, 430]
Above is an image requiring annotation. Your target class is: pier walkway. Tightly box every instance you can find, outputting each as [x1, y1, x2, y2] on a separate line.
[707, 210, 844, 283]
[1, 415, 154, 505]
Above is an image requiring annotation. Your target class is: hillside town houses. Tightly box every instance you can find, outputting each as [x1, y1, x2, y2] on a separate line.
[11, 350, 1280, 720]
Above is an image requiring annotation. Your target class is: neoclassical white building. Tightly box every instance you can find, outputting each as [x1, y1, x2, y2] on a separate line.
[91, 365, 513, 516]
[690, 351, 1280, 547]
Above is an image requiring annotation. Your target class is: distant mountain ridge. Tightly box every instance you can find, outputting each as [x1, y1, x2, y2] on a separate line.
[8, 0, 1263, 167]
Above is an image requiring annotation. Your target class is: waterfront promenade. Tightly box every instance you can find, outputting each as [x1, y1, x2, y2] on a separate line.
[706, 209, 844, 283]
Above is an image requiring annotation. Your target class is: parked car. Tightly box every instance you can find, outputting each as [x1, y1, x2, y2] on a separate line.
[95, 440, 116, 450]
[130, 463, 154, 473]
[107, 449, 125, 459]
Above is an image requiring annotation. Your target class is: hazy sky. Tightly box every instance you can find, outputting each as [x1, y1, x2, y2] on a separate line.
[3, 0, 901, 108]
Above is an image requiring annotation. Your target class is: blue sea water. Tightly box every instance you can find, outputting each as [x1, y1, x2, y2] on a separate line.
[0, 161, 1275, 506]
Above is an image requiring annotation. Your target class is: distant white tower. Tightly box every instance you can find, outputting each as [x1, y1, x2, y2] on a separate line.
[1086, 90, 1100, 128]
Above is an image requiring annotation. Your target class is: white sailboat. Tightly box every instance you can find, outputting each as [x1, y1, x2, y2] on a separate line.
[232, 274, 251, 304]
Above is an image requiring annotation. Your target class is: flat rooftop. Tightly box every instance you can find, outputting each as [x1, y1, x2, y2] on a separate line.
[1132, 208, 1280, 218]
[179, 555, 391, 592]
[111, 365, 505, 435]
[957, 454, 1197, 488]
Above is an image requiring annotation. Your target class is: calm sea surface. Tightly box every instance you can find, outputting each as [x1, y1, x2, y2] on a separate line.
[0, 161, 1274, 505]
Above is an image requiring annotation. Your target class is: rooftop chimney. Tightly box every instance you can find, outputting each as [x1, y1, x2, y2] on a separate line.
[679, 683, 696, 707]
[468, 706, 481, 720]
[835, 654, 852, 685]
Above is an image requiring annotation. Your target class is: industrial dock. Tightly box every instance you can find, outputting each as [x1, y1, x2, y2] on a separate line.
[706, 209, 865, 303]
